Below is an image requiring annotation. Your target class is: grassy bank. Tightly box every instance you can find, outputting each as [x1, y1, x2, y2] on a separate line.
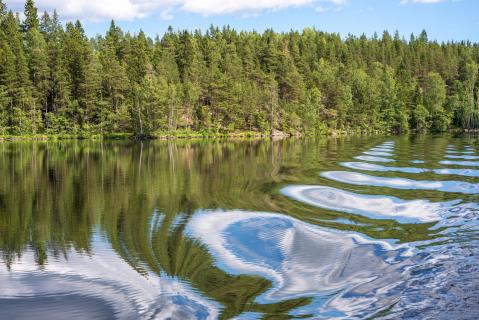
[0, 132, 263, 141]
[0, 133, 132, 141]
[0, 130, 299, 141]
[0, 128, 400, 141]
[0, 131, 398, 141]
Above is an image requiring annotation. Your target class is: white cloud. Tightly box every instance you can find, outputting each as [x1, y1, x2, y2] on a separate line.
[181, 0, 313, 15]
[400, 0, 444, 4]
[6, 0, 166, 21]
[5, 0, 347, 21]
[315, 0, 347, 13]
[315, 5, 329, 12]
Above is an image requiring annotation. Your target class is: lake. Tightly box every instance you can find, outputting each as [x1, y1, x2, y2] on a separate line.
[0, 135, 478, 319]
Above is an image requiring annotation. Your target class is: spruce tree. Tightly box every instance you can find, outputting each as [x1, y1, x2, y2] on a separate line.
[23, 0, 39, 32]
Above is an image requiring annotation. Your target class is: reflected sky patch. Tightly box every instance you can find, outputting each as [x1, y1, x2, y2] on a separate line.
[281, 185, 454, 223]
[363, 151, 394, 157]
[341, 162, 428, 174]
[433, 168, 479, 178]
[342, 161, 479, 178]
[380, 141, 395, 146]
[369, 147, 394, 152]
[321, 171, 479, 194]
[446, 150, 476, 155]
[445, 155, 479, 160]
[185, 210, 413, 318]
[355, 156, 396, 163]
[411, 160, 425, 164]
[440, 160, 479, 167]
[0, 236, 220, 320]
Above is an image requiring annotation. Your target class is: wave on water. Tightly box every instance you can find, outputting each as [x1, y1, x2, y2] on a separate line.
[321, 171, 479, 194]
[410, 160, 425, 164]
[440, 160, 479, 167]
[354, 155, 396, 163]
[433, 168, 479, 177]
[445, 155, 479, 160]
[363, 151, 394, 157]
[341, 161, 479, 178]
[276, 141, 479, 318]
[446, 150, 476, 155]
[341, 162, 428, 174]
[369, 147, 394, 152]
[281, 185, 459, 223]
[0, 236, 221, 320]
[185, 210, 414, 319]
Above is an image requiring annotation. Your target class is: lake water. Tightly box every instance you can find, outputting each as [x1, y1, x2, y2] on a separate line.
[0, 135, 477, 319]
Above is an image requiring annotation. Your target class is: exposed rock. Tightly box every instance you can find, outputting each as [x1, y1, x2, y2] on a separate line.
[270, 130, 290, 137]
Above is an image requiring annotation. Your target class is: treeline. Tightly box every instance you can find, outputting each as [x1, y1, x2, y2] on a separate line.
[1, 0, 479, 137]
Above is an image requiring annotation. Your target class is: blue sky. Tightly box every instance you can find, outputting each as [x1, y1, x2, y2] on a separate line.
[5, 0, 479, 42]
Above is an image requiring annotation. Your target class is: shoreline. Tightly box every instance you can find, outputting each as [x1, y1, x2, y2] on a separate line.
[0, 130, 378, 141]
[0, 129, 475, 142]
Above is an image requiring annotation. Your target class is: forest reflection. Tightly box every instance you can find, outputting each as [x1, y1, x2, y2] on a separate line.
[0, 136, 470, 319]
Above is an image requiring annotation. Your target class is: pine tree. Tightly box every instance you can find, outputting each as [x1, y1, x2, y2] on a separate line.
[80, 50, 102, 128]
[0, 31, 16, 132]
[2, 11, 34, 134]
[23, 0, 39, 32]
[178, 31, 204, 130]
[423, 72, 450, 131]
[26, 28, 49, 114]
[100, 24, 129, 117]
[0, 0, 7, 23]
[39, 11, 52, 35]
[127, 30, 151, 84]
[44, 9, 70, 132]
[63, 21, 89, 114]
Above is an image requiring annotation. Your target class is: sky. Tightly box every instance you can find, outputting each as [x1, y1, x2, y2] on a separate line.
[4, 0, 479, 42]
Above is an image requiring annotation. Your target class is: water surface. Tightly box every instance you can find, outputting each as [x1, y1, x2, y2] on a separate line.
[0, 135, 478, 319]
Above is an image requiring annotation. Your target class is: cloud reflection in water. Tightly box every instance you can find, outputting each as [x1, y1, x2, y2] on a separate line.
[186, 210, 414, 318]
[0, 236, 220, 320]
[321, 171, 479, 194]
[281, 185, 457, 223]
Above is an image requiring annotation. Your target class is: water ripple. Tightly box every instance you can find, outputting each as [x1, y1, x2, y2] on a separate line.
[446, 150, 476, 155]
[363, 151, 394, 157]
[433, 168, 479, 178]
[342, 161, 479, 178]
[186, 210, 413, 319]
[354, 156, 396, 163]
[321, 171, 479, 194]
[370, 147, 394, 152]
[341, 162, 427, 174]
[440, 160, 479, 167]
[445, 155, 479, 160]
[281, 185, 456, 223]
[0, 238, 220, 320]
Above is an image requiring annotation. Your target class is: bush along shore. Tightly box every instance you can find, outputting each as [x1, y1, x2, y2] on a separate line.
[0, 131, 303, 141]
[2, 127, 476, 141]
[1, 1, 479, 139]
[0, 128, 396, 141]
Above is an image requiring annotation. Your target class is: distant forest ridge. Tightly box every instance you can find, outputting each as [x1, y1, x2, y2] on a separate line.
[1, 0, 479, 137]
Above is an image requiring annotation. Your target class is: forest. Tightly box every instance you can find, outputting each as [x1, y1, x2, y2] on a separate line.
[1, 0, 479, 137]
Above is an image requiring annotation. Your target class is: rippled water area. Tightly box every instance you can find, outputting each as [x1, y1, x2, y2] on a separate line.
[0, 135, 478, 320]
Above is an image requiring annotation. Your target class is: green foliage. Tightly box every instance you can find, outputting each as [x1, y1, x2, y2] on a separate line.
[23, 0, 39, 32]
[411, 105, 430, 132]
[0, 1, 479, 137]
[0, 0, 6, 22]
[423, 72, 450, 132]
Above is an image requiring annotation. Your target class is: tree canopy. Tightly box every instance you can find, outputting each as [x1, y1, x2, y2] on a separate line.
[1, 0, 479, 137]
